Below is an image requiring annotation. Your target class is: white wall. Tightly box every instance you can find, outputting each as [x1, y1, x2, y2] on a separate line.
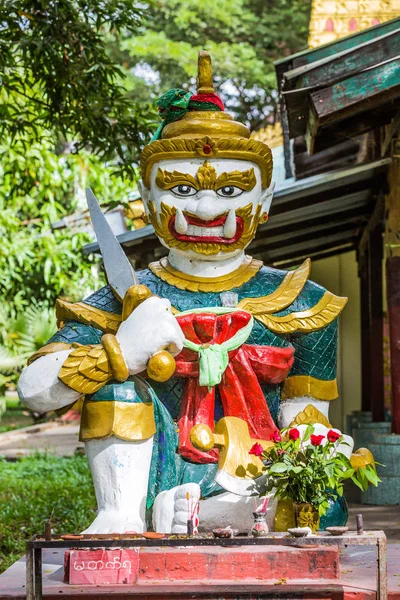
[311, 251, 361, 430]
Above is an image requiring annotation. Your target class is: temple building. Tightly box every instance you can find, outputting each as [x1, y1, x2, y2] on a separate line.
[274, 14, 400, 504]
[308, 0, 399, 48]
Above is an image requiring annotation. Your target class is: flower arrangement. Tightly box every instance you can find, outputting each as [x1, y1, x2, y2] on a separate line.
[250, 424, 381, 520]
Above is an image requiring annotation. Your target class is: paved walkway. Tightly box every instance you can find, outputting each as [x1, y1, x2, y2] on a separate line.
[0, 421, 83, 458]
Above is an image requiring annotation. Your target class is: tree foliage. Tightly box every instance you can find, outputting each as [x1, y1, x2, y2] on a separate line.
[122, 0, 312, 130]
[0, 0, 157, 176]
[0, 134, 140, 311]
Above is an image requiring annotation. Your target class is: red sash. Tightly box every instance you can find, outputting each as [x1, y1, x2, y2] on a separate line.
[174, 311, 294, 463]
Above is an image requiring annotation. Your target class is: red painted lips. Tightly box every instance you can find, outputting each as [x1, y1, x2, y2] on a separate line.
[169, 214, 244, 244]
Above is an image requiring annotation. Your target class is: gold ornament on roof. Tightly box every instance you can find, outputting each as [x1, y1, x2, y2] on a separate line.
[251, 122, 283, 149]
[308, 0, 399, 49]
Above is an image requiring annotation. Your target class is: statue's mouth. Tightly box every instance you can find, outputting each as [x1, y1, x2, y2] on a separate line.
[169, 211, 244, 244]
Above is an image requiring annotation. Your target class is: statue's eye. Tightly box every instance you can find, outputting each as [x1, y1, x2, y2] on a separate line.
[171, 185, 197, 197]
[216, 186, 243, 198]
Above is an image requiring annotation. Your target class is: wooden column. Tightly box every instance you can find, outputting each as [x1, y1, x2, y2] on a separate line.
[368, 225, 385, 422]
[359, 255, 371, 412]
[385, 137, 400, 434]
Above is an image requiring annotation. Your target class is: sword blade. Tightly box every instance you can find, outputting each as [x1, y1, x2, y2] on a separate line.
[86, 188, 138, 300]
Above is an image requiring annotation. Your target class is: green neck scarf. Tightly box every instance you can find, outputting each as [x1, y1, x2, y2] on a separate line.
[180, 307, 253, 388]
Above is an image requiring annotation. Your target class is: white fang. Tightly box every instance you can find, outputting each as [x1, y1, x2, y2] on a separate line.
[223, 209, 236, 239]
[175, 208, 188, 234]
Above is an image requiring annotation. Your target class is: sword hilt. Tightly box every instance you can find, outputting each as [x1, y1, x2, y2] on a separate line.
[122, 285, 176, 383]
[122, 284, 153, 320]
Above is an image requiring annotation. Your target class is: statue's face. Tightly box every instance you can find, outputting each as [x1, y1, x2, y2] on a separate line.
[140, 157, 273, 260]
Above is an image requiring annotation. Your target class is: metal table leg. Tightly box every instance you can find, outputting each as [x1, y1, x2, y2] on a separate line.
[34, 547, 42, 599]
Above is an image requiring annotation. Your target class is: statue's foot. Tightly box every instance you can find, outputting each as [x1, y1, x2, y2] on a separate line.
[199, 492, 277, 533]
[153, 483, 201, 533]
[81, 510, 145, 534]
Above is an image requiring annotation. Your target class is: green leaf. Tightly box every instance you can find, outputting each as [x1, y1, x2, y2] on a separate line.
[341, 468, 355, 479]
[303, 424, 314, 442]
[269, 463, 288, 474]
[351, 475, 367, 492]
[363, 467, 381, 487]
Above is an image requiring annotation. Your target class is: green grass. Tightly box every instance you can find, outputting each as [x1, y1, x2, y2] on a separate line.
[0, 453, 96, 573]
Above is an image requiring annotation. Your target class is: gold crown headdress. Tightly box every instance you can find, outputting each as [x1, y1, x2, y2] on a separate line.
[140, 52, 273, 189]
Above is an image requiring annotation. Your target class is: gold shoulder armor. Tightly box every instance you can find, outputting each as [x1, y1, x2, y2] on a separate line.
[237, 259, 347, 334]
[260, 292, 347, 334]
[237, 258, 310, 315]
[248, 292, 347, 333]
[28, 342, 72, 365]
[56, 299, 121, 334]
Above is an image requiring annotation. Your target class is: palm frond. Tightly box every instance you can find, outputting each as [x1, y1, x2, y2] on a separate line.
[0, 347, 29, 374]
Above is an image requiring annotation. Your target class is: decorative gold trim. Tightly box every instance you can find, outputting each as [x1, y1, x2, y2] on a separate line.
[80, 400, 156, 442]
[282, 376, 339, 401]
[252, 290, 348, 334]
[156, 169, 198, 191]
[161, 112, 251, 143]
[215, 168, 256, 192]
[140, 136, 273, 189]
[101, 334, 129, 383]
[147, 350, 176, 382]
[56, 299, 121, 333]
[289, 404, 332, 427]
[148, 200, 262, 256]
[156, 161, 256, 193]
[59, 344, 112, 395]
[237, 259, 310, 316]
[28, 342, 72, 365]
[149, 255, 262, 292]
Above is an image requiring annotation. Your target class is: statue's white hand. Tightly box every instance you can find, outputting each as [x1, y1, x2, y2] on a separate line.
[116, 296, 185, 375]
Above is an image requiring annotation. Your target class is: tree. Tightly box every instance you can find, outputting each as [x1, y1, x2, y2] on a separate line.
[0, 0, 157, 178]
[0, 134, 141, 310]
[121, 0, 312, 131]
[0, 133, 138, 393]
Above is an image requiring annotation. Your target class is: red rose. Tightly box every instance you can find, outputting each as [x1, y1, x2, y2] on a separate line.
[271, 431, 282, 443]
[310, 434, 325, 446]
[327, 429, 341, 443]
[249, 442, 264, 457]
[288, 428, 300, 441]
